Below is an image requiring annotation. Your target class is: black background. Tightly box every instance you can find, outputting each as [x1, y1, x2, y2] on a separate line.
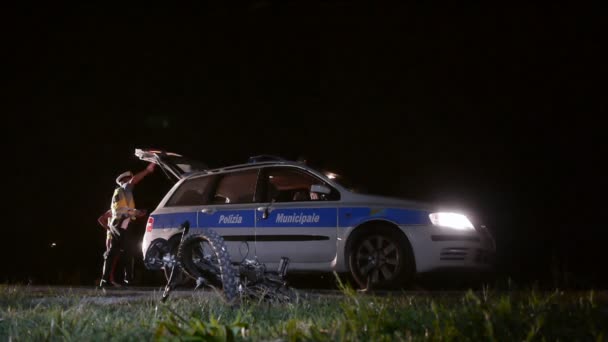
[3, 2, 605, 288]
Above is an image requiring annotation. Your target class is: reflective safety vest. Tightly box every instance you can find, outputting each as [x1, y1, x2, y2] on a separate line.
[110, 185, 135, 228]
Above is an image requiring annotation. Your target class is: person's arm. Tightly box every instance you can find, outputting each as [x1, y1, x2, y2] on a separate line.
[97, 210, 112, 229]
[130, 163, 155, 186]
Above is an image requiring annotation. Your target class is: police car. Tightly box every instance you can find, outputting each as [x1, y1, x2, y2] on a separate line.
[137, 149, 495, 289]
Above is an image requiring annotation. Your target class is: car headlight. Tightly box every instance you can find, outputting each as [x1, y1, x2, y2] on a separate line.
[429, 212, 474, 230]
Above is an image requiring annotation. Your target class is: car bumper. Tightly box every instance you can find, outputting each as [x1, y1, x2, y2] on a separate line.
[401, 225, 496, 273]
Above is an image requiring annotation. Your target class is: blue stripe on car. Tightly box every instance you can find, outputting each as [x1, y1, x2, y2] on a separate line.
[151, 212, 197, 229]
[256, 208, 338, 228]
[339, 207, 430, 227]
[150, 207, 430, 229]
[199, 209, 256, 228]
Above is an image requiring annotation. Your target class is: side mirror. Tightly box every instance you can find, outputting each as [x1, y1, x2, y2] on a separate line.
[310, 184, 331, 195]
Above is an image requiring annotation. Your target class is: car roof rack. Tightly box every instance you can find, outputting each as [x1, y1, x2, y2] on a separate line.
[247, 155, 288, 163]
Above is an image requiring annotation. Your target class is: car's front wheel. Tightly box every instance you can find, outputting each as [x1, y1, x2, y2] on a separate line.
[348, 226, 414, 290]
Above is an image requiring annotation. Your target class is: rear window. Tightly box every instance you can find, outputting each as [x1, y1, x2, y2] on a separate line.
[166, 176, 213, 206]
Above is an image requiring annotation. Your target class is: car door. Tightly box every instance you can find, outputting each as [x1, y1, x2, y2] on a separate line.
[196, 168, 261, 262]
[254, 166, 339, 264]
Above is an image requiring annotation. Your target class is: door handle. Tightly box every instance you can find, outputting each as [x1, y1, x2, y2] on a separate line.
[201, 208, 216, 215]
[257, 206, 270, 220]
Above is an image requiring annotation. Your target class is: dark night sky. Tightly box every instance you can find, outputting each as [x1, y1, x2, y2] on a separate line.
[3, 3, 605, 288]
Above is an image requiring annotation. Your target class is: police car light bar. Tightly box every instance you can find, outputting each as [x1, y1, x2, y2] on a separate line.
[248, 155, 287, 163]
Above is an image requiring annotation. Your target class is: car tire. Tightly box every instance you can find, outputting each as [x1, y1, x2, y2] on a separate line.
[348, 225, 415, 290]
[177, 229, 239, 302]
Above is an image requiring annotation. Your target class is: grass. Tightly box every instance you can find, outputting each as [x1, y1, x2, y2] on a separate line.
[1, 278, 607, 341]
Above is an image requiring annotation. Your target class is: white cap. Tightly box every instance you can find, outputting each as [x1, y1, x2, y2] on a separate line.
[116, 171, 133, 185]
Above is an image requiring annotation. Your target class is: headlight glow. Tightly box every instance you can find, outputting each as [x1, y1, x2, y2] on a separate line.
[429, 212, 474, 230]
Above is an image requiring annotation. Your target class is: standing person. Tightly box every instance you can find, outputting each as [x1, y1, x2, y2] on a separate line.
[99, 163, 155, 288]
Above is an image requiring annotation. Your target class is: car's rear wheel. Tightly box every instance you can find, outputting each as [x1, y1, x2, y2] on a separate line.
[348, 226, 414, 290]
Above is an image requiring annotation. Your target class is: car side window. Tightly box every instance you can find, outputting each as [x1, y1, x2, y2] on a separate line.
[211, 169, 259, 205]
[263, 167, 337, 202]
[166, 176, 213, 206]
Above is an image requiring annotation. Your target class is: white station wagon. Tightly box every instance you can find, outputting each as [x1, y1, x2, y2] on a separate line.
[137, 149, 495, 289]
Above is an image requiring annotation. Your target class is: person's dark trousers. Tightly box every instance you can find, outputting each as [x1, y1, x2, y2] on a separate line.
[121, 226, 138, 285]
[100, 228, 127, 285]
